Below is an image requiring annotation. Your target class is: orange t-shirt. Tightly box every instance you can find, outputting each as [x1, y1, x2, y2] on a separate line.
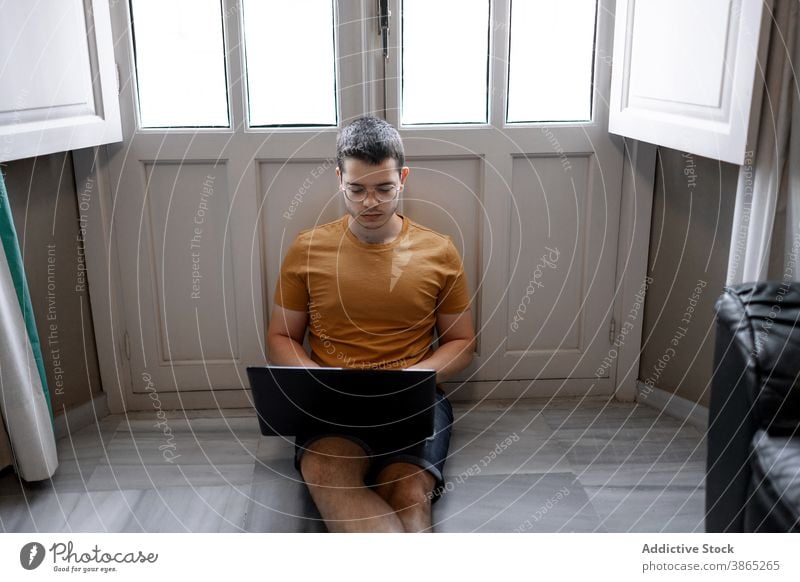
[274, 213, 471, 368]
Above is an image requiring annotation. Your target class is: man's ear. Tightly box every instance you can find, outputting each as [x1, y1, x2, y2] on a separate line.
[400, 166, 410, 184]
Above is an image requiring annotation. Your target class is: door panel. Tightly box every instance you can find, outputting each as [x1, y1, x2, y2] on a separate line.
[505, 153, 616, 381]
[142, 162, 237, 366]
[506, 155, 591, 355]
[105, 0, 623, 409]
[107, 0, 367, 408]
[384, 0, 622, 390]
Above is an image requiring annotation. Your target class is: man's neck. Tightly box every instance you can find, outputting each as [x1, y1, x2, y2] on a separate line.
[348, 213, 403, 244]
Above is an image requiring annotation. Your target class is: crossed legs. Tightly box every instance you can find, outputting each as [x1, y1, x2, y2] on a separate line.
[299, 436, 437, 533]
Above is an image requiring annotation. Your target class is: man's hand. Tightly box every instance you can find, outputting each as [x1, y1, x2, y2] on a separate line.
[409, 309, 476, 383]
[266, 304, 319, 367]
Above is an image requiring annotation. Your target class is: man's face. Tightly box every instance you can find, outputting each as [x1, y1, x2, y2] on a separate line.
[337, 157, 409, 230]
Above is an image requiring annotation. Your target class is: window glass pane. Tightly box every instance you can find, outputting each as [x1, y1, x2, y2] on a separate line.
[243, 0, 337, 127]
[130, 0, 229, 128]
[507, 0, 597, 123]
[402, 0, 489, 125]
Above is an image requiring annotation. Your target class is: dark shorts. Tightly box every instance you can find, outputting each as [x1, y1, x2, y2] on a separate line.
[294, 389, 454, 504]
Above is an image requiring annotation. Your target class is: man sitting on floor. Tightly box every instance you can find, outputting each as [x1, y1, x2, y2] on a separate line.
[267, 116, 476, 532]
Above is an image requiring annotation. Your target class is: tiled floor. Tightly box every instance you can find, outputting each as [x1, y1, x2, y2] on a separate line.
[0, 397, 707, 532]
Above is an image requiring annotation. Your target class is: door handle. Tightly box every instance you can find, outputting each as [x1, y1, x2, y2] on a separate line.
[378, 0, 390, 59]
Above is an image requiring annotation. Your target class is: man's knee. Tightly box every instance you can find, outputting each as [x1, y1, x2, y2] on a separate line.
[299, 436, 370, 486]
[374, 463, 436, 510]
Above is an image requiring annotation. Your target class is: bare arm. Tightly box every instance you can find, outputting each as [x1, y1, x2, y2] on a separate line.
[266, 304, 319, 367]
[410, 309, 476, 384]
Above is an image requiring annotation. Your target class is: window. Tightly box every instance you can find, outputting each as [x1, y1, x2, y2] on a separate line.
[401, 0, 490, 125]
[242, 0, 337, 127]
[506, 0, 597, 123]
[127, 0, 599, 130]
[130, 0, 229, 128]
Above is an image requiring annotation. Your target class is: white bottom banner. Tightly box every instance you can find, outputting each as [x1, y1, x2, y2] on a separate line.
[1, 533, 799, 581]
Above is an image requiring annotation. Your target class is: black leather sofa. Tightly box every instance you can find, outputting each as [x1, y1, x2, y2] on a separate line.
[706, 281, 800, 532]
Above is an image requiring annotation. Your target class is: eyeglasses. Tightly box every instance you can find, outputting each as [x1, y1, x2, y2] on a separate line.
[341, 182, 400, 203]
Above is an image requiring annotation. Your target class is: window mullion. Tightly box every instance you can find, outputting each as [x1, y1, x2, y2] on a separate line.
[490, 0, 510, 128]
[223, 0, 245, 133]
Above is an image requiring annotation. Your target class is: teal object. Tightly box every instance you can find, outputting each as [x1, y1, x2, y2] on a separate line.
[0, 169, 54, 422]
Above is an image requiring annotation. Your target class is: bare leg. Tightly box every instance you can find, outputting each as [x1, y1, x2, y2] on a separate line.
[300, 436, 404, 533]
[373, 462, 437, 533]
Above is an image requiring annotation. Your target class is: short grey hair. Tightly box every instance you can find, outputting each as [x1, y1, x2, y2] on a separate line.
[336, 116, 405, 174]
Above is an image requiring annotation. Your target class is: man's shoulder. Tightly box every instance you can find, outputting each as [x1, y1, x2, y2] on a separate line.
[294, 216, 345, 243]
[405, 216, 453, 248]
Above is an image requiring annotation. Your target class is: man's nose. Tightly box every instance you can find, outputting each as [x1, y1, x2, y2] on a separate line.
[363, 190, 382, 206]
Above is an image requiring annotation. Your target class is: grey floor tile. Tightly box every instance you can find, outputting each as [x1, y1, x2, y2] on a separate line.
[0, 491, 83, 532]
[118, 410, 257, 421]
[252, 458, 298, 485]
[576, 460, 707, 489]
[585, 484, 706, 532]
[562, 426, 706, 487]
[56, 417, 120, 462]
[41, 459, 103, 494]
[117, 416, 261, 439]
[83, 415, 259, 490]
[541, 399, 664, 429]
[451, 398, 548, 415]
[0, 400, 711, 533]
[254, 435, 296, 459]
[63, 485, 252, 532]
[96, 434, 257, 466]
[1, 461, 104, 497]
[252, 436, 298, 484]
[544, 400, 707, 489]
[0, 418, 122, 497]
[0, 470, 52, 497]
[244, 478, 326, 533]
[51, 421, 124, 493]
[445, 405, 571, 476]
[433, 473, 603, 533]
[109, 417, 261, 464]
[86, 463, 255, 490]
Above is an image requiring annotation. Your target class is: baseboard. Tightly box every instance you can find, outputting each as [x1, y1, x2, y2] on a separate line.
[53, 393, 110, 440]
[441, 379, 614, 402]
[635, 381, 708, 432]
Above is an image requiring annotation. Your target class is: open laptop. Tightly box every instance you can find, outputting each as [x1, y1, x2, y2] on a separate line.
[246, 366, 438, 446]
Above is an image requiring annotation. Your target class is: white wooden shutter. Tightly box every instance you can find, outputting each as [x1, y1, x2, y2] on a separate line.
[0, 0, 121, 162]
[608, 0, 771, 164]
